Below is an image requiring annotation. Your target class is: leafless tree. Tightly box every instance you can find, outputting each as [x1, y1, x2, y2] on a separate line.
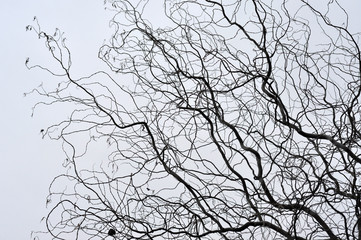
[27, 0, 361, 239]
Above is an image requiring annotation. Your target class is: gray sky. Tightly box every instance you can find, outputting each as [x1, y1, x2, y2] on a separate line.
[0, 1, 110, 239]
[1, 1, 360, 239]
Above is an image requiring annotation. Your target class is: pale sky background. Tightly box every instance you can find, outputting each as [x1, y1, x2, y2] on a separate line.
[1, 1, 111, 239]
[0, 1, 360, 240]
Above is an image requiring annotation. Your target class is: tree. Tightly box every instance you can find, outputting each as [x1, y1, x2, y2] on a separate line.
[27, 0, 361, 239]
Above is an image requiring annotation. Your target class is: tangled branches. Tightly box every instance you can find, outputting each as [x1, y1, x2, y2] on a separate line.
[27, 0, 361, 239]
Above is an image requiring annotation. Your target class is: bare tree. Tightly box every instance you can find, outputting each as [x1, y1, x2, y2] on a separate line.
[27, 0, 361, 239]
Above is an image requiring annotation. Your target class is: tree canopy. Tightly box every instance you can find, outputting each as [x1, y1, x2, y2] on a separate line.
[27, 0, 361, 239]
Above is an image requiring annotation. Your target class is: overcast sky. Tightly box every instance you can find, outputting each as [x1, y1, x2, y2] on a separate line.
[1, 1, 360, 239]
[1, 1, 111, 239]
